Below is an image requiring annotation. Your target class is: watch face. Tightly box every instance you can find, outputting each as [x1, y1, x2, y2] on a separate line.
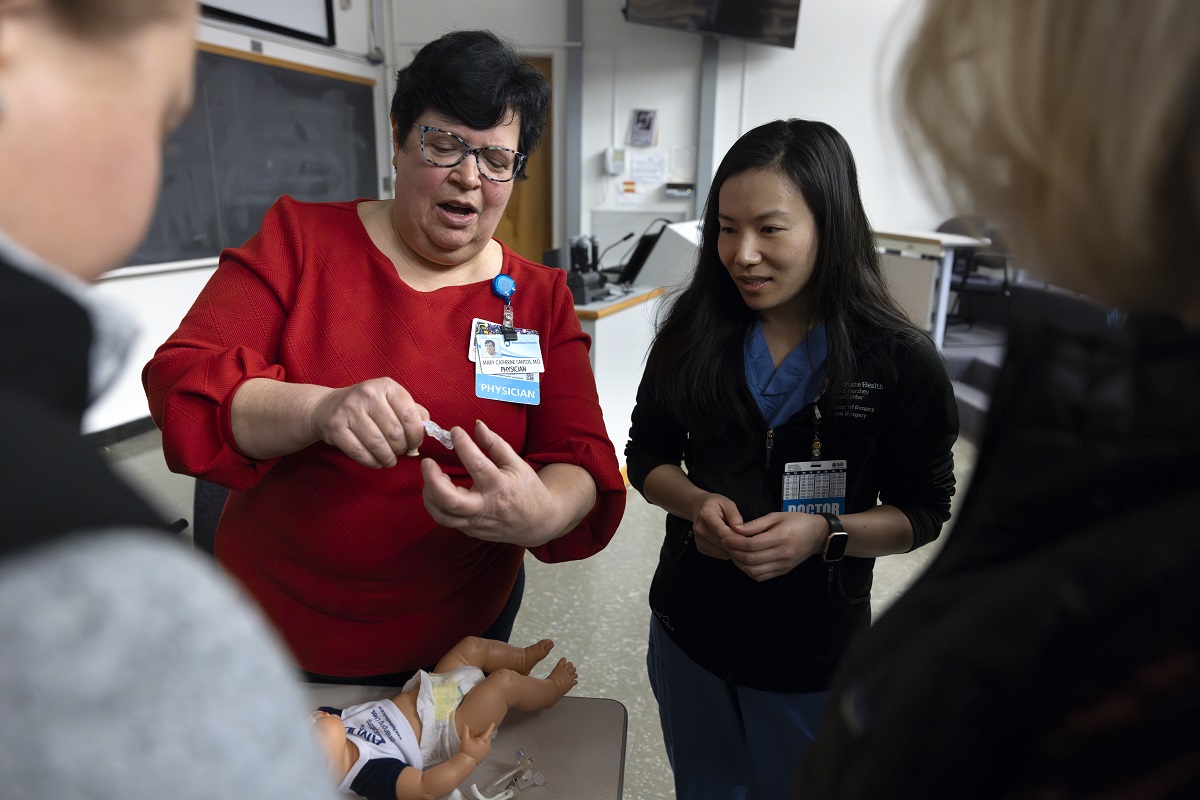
[823, 531, 849, 562]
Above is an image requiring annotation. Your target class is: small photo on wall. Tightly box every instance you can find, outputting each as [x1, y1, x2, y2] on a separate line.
[627, 108, 658, 147]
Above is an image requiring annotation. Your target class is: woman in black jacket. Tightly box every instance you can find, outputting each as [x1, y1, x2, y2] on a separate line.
[625, 118, 959, 799]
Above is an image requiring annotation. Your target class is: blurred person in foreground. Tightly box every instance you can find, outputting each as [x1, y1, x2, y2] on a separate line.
[0, 1, 336, 797]
[796, 2, 1200, 797]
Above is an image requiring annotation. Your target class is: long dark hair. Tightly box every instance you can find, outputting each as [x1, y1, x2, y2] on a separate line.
[649, 119, 923, 437]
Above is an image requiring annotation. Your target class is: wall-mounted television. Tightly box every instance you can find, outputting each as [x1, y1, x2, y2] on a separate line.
[622, 0, 802, 49]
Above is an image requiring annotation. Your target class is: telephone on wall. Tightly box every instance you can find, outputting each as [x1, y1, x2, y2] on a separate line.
[603, 146, 626, 176]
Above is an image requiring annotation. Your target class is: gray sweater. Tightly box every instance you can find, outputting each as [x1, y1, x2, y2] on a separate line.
[0, 530, 338, 800]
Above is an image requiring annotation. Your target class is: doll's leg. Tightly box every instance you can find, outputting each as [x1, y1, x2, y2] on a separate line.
[309, 712, 356, 782]
[433, 636, 555, 676]
[454, 657, 578, 738]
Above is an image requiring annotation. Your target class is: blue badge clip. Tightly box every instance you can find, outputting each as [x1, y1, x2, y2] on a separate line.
[492, 274, 518, 341]
[492, 274, 516, 302]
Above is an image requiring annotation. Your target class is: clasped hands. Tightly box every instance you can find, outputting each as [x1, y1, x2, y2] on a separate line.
[307, 377, 566, 547]
[689, 493, 829, 582]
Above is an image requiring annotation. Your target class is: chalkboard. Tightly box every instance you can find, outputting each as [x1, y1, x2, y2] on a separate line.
[130, 47, 379, 266]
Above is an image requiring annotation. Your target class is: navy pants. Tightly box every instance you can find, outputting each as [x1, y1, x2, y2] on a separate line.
[647, 615, 828, 799]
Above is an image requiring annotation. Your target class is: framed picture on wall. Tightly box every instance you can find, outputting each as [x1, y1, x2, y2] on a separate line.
[202, 0, 335, 46]
[627, 109, 658, 147]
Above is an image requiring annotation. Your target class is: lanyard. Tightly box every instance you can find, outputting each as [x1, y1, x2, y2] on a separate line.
[811, 404, 823, 459]
[811, 377, 830, 459]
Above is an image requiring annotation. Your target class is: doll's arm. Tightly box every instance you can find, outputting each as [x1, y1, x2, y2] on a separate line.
[392, 724, 495, 800]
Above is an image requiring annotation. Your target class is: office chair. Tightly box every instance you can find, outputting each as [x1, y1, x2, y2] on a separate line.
[935, 215, 1011, 330]
[192, 478, 230, 557]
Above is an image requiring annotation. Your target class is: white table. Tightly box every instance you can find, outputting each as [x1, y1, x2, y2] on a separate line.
[874, 229, 990, 349]
[575, 286, 666, 476]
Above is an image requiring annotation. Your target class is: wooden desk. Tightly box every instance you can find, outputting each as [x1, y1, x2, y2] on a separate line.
[304, 684, 627, 799]
[575, 287, 666, 471]
[874, 229, 990, 349]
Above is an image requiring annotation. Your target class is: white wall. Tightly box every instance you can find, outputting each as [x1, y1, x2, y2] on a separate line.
[580, 1, 703, 230]
[709, 0, 944, 230]
[386, 0, 567, 46]
[567, 0, 948, 243]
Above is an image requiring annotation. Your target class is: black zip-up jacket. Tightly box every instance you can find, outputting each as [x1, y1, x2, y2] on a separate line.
[796, 313, 1200, 798]
[626, 332, 959, 692]
[0, 257, 164, 556]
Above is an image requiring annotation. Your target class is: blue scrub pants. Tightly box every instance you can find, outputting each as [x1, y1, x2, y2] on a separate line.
[647, 615, 828, 799]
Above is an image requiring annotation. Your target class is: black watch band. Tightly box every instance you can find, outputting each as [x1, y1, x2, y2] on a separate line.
[819, 512, 845, 534]
[819, 513, 848, 562]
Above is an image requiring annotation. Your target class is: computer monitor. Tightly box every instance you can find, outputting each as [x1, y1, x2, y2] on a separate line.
[633, 220, 702, 288]
[616, 230, 664, 285]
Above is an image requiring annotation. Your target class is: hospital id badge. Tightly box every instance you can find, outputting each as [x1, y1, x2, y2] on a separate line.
[475, 331, 544, 375]
[782, 459, 847, 515]
[468, 318, 541, 406]
[467, 318, 538, 362]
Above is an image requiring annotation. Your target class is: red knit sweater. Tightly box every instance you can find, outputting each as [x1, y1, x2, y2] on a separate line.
[144, 197, 625, 676]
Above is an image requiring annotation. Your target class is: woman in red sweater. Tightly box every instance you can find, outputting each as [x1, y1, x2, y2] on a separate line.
[143, 30, 626, 684]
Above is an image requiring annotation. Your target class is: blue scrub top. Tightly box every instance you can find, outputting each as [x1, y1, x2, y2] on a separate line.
[744, 321, 828, 429]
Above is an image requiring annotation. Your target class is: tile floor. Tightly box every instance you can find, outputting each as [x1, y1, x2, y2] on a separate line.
[104, 432, 979, 800]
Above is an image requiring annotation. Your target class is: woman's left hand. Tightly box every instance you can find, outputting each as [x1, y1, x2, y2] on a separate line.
[421, 420, 594, 547]
[721, 512, 827, 582]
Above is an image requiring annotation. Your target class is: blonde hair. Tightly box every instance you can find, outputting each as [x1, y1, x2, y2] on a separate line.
[897, 0, 1200, 312]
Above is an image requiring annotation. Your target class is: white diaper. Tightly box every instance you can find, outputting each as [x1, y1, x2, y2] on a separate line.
[401, 665, 485, 767]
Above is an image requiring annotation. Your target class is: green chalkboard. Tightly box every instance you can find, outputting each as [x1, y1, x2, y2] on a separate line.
[130, 47, 380, 266]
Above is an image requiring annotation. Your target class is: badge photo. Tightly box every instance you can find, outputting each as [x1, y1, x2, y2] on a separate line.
[475, 333, 545, 375]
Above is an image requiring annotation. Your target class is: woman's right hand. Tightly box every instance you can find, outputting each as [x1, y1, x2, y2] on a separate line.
[641, 465, 744, 561]
[688, 492, 744, 560]
[306, 377, 428, 468]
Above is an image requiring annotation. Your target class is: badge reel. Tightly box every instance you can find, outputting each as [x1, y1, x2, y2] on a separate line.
[493, 274, 518, 342]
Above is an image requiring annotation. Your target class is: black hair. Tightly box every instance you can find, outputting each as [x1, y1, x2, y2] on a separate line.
[389, 30, 549, 181]
[649, 118, 924, 437]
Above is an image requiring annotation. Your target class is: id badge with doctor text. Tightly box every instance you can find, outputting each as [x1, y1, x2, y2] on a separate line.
[782, 459, 847, 515]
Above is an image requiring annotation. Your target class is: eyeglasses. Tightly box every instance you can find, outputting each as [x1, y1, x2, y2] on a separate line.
[414, 124, 527, 183]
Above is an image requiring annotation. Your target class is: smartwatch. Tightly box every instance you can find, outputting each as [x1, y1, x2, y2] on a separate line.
[819, 513, 848, 562]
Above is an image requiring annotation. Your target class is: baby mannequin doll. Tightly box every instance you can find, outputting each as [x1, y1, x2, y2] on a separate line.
[311, 637, 577, 800]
